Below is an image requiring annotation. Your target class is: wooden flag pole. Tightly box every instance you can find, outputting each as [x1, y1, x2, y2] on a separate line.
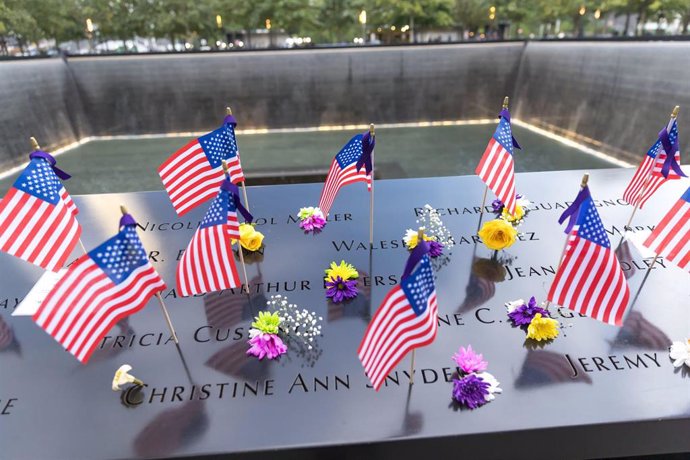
[545, 173, 589, 309]
[624, 105, 680, 231]
[477, 97, 509, 230]
[369, 123, 375, 246]
[222, 160, 251, 294]
[121, 205, 179, 344]
[227, 106, 251, 213]
[31, 136, 88, 254]
[409, 226, 426, 386]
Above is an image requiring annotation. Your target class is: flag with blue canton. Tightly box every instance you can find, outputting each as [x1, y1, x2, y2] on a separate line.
[319, 132, 372, 216]
[159, 119, 245, 216]
[358, 254, 439, 390]
[476, 109, 519, 215]
[33, 216, 166, 363]
[177, 180, 241, 297]
[623, 118, 683, 209]
[549, 187, 630, 326]
[0, 158, 81, 271]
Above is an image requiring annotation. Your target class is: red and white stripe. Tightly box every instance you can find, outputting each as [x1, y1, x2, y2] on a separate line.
[158, 140, 244, 216]
[358, 288, 438, 391]
[318, 161, 370, 217]
[643, 194, 690, 271]
[176, 223, 240, 297]
[548, 228, 630, 326]
[33, 258, 165, 363]
[0, 187, 81, 272]
[623, 154, 656, 208]
[475, 137, 517, 215]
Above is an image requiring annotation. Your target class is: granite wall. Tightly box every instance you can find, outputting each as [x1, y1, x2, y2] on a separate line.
[512, 41, 690, 164]
[1, 41, 689, 170]
[0, 58, 89, 170]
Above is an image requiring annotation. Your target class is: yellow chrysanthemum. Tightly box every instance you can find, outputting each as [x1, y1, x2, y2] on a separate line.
[403, 229, 436, 249]
[232, 223, 265, 251]
[501, 204, 525, 223]
[526, 313, 560, 341]
[325, 260, 358, 281]
[478, 219, 518, 251]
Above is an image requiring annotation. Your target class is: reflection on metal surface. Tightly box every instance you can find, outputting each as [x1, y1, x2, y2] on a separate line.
[514, 350, 592, 388]
[1, 170, 689, 458]
[611, 311, 671, 351]
[0, 314, 20, 355]
[133, 399, 208, 458]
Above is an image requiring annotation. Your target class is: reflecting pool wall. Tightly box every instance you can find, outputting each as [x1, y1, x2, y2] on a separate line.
[1, 41, 689, 170]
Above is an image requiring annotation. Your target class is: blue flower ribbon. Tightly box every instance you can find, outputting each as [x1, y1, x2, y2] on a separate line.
[402, 239, 431, 280]
[355, 130, 375, 175]
[558, 186, 590, 234]
[221, 178, 253, 223]
[29, 150, 71, 180]
[499, 108, 521, 150]
[658, 126, 686, 179]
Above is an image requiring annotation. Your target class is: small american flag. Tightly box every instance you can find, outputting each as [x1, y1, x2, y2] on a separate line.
[176, 179, 242, 297]
[475, 110, 519, 215]
[32, 215, 166, 363]
[318, 132, 373, 216]
[0, 157, 81, 271]
[158, 116, 245, 216]
[548, 186, 631, 326]
[623, 119, 684, 209]
[358, 253, 438, 391]
[642, 185, 690, 271]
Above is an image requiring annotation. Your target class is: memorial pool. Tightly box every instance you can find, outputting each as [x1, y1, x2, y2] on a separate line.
[0, 123, 622, 195]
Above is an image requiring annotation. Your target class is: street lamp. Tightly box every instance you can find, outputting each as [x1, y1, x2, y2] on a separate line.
[579, 6, 586, 15]
[359, 9, 367, 43]
[85, 18, 94, 52]
[216, 15, 222, 29]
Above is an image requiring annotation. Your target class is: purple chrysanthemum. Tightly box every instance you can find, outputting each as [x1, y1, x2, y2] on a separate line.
[428, 240, 444, 258]
[452, 374, 490, 409]
[491, 199, 505, 215]
[452, 345, 488, 374]
[507, 296, 550, 327]
[246, 333, 287, 360]
[325, 276, 358, 303]
[299, 215, 327, 232]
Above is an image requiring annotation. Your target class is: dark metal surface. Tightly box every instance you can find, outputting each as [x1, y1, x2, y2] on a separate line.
[0, 169, 689, 460]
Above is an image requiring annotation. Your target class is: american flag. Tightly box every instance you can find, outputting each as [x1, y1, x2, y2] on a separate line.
[32, 218, 166, 363]
[358, 254, 438, 391]
[642, 185, 690, 271]
[548, 187, 631, 326]
[318, 132, 373, 216]
[0, 157, 81, 271]
[475, 112, 519, 215]
[457, 258, 496, 313]
[176, 179, 241, 297]
[158, 117, 245, 216]
[623, 119, 683, 209]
